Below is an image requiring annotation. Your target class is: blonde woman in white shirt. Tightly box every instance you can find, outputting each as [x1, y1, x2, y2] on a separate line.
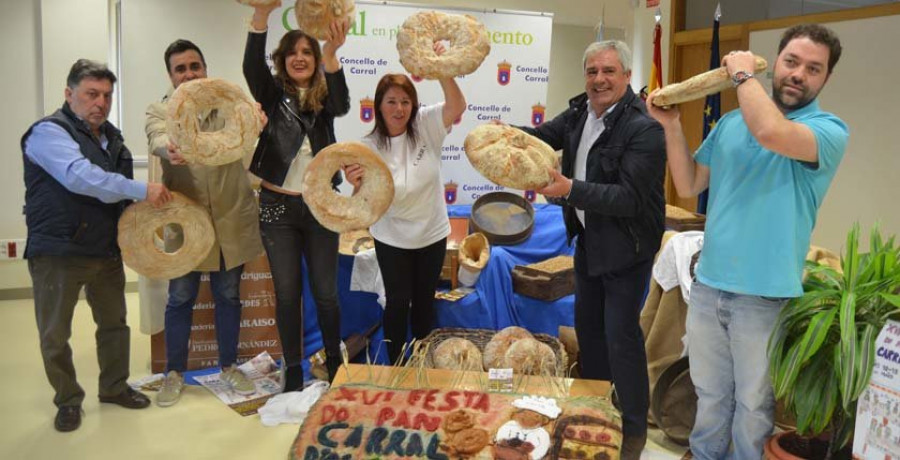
[345, 51, 465, 364]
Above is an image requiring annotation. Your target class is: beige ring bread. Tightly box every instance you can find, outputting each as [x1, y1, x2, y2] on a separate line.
[432, 338, 483, 371]
[302, 141, 394, 233]
[397, 11, 491, 79]
[652, 56, 768, 107]
[464, 124, 559, 190]
[166, 78, 262, 166]
[295, 0, 356, 40]
[482, 326, 534, 370]
[118, 192, 215, 280]
[503, 337, 558, 376]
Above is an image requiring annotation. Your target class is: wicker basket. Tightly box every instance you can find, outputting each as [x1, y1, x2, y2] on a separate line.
[665, 205, 706, 232]
[420, 327, 568, 377]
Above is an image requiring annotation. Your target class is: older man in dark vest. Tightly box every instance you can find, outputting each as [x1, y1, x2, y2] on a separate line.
[22, 59, 172, 432]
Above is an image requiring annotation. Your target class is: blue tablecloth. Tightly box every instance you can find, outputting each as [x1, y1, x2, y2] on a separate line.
[298, 203, 576, 373]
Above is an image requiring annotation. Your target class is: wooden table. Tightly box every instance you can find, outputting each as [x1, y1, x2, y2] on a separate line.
[331, 363, 611, 398]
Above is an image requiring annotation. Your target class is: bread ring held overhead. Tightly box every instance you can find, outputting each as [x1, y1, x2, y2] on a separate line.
[652, 56, 768, 107]
[118, 192, 215, 280]
[296, 0, 356, 40]
[166, 78, 262, 166]
[301, 142, 394, 233]
[397, 11, 491, 79]
[234, 0, 282, 6]
[464, 124, 559, 190]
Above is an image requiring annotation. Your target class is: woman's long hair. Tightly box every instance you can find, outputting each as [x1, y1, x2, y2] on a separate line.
[369, 74, 419, 151]
[272, 30, 328, 113]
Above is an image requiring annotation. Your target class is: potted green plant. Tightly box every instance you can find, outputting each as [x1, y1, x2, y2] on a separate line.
[766, 223, 900, 459]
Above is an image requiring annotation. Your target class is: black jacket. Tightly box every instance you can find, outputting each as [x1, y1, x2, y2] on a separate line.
[519, 87, 666, 275]
[21, 103, 134, 258]
[243, 31, 350, 187]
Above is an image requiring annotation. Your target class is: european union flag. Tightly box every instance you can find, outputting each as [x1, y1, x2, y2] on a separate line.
[697, 5, 721, 215]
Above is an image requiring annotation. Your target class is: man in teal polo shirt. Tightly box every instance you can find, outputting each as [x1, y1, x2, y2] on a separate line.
[647, 24, 848, 459]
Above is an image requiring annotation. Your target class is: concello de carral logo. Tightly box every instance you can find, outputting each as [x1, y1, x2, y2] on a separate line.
[360, 97, 374, 123]
[524, 190, 536, 202]
[444, 181, 458, 204]
[531, 103, 546, 126]
[497, 61, 512, 86]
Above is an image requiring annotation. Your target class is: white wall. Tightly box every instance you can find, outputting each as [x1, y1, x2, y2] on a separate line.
[751, 16, 900, 252]
[0, 0, 43, 292]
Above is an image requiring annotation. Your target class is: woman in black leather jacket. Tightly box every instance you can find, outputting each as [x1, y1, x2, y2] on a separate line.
[243, 3, 350, 391]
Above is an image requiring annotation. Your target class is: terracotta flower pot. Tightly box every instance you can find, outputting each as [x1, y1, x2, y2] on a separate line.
[765, 431, 806, 460]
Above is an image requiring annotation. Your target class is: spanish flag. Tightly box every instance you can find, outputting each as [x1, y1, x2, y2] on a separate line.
[648, 23, 663, 94]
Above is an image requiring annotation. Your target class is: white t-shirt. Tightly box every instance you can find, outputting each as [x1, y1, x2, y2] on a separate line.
[362, 103, 450, 249]
[280, 88, 313, 193]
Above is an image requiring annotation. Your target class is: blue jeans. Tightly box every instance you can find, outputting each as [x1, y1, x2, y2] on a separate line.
[687, 280, 788, 460]
[164, 262, 245, 373]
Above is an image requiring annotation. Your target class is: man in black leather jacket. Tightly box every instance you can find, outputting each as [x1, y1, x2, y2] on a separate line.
[517, 40, 666, 459]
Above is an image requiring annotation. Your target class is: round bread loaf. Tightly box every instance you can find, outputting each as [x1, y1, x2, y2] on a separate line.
[652, 56, 768, 106]
[301, 141, 394, 233]
[482, 326, 533, 370]
[118, 192, 215, 280]
[166, 78, 262, 166]
[504, 337, 557, 376]
[432, 338, 483, 371]
[396, 11, 490, 79]
[295, 0, 356, 40]
[464, 124, 558, 190]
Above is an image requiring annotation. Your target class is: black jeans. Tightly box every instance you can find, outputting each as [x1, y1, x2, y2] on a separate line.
[259, 188, 341, 381]
[574, 244, 652, 437]
[374, 237, 447, 364]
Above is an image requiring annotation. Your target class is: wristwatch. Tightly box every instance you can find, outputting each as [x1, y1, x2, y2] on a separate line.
[731, 70, 754, 87]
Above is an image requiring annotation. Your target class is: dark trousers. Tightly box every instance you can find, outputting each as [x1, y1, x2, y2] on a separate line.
[164, 258, 244, 373]
[28, 255, 131, 407]
[374, 237, 447, 364]
[259, 189, 341, 377]
[574, 249, 652, 437]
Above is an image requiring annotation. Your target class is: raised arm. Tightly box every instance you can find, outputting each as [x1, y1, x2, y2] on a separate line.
[646, 91, 710, 198]
[725, 51, 818, 162]
[243, 4, 281, 106]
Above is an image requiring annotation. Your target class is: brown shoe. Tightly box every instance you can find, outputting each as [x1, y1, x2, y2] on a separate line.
[99, 388, 150, 409]
[54, 406, 82, 432]
[620, 433, 647, 460]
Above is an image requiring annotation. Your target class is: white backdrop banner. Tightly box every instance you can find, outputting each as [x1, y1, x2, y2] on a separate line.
[264, 0, 553, 204]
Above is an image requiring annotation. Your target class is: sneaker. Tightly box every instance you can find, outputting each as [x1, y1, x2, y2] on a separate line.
[221, 364, 256, 396]
[156, 371, 184, 407]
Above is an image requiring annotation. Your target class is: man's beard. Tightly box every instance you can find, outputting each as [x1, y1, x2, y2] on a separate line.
[773, 79, 817, 111]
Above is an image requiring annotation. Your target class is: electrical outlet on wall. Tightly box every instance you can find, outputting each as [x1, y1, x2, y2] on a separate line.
[0, 239, 26, 260]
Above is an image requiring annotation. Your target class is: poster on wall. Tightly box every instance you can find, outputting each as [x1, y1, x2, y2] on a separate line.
[264, 0, 553, 205]
[853, 320, 900, 458]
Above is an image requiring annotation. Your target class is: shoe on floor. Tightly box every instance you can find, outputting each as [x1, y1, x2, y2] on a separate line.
[221, 364, 255, 396]
[157, 371, 184, 408]
[54, 405, 82, 432]
[99, 387, 151, 409]
[620, 432, 647, 460]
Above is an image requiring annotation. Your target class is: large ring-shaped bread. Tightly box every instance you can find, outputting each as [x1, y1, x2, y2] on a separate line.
[397, 11, 491, 79]
[652, 56, 768, 106]
[464, 124, 559, 190]
[302, 141, 394, 233]
[295, 0, 356, 40]
[166, 78, 262, 166]
[118, 192, 215, 280]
